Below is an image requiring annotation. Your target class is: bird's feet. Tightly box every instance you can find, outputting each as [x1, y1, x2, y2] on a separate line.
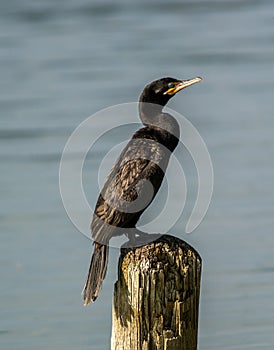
[126, 229, 162, 247]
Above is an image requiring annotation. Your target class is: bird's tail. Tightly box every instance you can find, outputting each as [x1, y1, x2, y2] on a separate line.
[82, 243, 109, 305]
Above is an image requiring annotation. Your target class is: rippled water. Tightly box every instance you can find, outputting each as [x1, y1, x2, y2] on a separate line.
[1, 0, 274, 349]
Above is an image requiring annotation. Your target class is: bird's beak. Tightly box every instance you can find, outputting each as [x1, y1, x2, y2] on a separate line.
[164, 77, 203, 95]
[175, 77, 203, 93]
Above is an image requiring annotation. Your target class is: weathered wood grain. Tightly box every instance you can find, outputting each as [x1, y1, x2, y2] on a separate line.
[111, 234, 202, 350]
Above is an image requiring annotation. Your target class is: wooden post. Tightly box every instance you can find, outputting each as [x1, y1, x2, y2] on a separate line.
[111, 234, 202, 350]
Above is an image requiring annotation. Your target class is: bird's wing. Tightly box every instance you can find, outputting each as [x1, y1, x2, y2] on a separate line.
[91, 137, 169, 242]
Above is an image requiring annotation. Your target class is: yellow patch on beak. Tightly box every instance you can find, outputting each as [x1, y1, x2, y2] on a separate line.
[163, 86, 177, 95]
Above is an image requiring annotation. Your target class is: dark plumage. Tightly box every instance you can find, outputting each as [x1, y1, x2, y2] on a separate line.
[83, 76, 202, 305]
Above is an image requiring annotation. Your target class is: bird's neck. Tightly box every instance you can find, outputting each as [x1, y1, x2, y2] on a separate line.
[138, 101, 163, 125]
[138, 101, 180, 151]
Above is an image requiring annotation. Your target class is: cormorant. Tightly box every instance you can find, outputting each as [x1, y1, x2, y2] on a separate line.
[83, 76, 202, 305]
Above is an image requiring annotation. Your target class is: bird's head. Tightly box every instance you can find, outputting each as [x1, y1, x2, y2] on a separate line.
[139, 76, 202, 106]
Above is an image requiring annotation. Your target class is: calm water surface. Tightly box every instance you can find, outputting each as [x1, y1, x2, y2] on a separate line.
[1, 0, 274, 349]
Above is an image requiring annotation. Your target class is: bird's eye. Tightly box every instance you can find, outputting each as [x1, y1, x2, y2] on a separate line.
[168, 83, 175, 88]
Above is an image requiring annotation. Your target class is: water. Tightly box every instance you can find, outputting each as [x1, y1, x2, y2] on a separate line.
[1, 0, 274, 349]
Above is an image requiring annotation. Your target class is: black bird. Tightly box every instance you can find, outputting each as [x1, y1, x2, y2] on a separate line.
[83, 76, 202, 305]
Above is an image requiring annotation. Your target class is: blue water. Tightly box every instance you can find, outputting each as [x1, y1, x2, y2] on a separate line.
[1, 0, 274, 349]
